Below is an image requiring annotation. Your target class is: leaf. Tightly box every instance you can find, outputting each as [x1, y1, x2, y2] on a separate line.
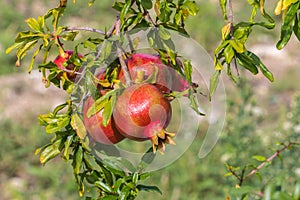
[16, 40, 39, 67]
[224, 45, 235, 64]
[39, 139, 62, 164]
[120, 0, 132, 23]
[71, 113, 87, 140]
[244, 51, 274, 81]
[83, 153, 102, 172]
[95, 181, 113, 193]
[73, 145, 83, 174]
[183, 60, 193, 84]
[236, 53, 259, 75]
[209, 70, 221, 98]
[99, 40, 113, 62]
[25, 44, 41, 72]
[62, 135, 74, 161]
[102, 93, 117, 127]
[222, 23, 231, 40]
[294, 13, 300, 40]
[276, 2, 300, 49]
[141, 0, 153, 10]
[158, 27, 171, 40]
[229, 39, 245, 53]
[182, 1, 199, 16]
[252, 155, 266, 161]
[136, 185, 162, 195]
[189, 91, 205, 115]
[87, 90, 117, 117]
[220, 0, 228, 20]
[25, 18, 42, 32]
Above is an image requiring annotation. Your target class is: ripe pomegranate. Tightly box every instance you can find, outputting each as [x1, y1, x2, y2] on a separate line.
[54, 50, 82, 81]
[118, 53, 189, 93]
[113, 83, 175, 153]
[83, 96, 125, 145]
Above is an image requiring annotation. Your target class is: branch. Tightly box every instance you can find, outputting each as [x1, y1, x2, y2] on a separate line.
[65, 27, 105, 35]
[115, 17, 132, 87]
[246, 142, 299, 178]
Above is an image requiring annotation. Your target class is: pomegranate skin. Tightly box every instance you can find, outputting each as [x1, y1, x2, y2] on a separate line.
[113, 83, 172, 141]
[119, 53, 189, 93]
[83, 96, 125, 145]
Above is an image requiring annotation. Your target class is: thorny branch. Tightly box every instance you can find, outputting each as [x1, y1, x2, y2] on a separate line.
[228, 142, 299, 187]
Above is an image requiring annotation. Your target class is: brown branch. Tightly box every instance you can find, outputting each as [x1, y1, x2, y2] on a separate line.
[115, 17, 132, 87]
[245, 142, 298, 178]
[65, 27, 105, 35]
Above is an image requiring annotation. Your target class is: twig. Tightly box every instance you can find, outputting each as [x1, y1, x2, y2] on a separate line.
[245, 142, 297, 178]
[65, 27, 105, 35]
[115, 17, 132, 86]
[145, 11, 156, 26]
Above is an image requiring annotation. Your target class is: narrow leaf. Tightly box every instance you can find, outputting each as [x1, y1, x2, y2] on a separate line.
[71, 113, 87, 140]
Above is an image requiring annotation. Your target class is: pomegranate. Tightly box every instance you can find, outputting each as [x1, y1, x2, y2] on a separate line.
[118, 53, 189, 93]
[113, 83, 175, 153]
[83, 96, 125, 145]
[54, 50, 82, 81]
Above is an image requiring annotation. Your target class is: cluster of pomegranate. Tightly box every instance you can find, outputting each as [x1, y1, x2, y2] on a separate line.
[55, 52, 189, 153]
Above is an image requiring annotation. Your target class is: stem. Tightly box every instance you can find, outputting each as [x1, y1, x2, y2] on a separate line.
[245, 142, 297, 178]
[115, 17, 132, 87]
[65, 27, 105, 35]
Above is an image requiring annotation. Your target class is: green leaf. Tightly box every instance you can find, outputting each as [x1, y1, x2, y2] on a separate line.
[294, 12, 300, 41]
[189, 91, 205, 116]
[87, 90, 116, 117]
[16, 40, 39, 66]
[63, 135, 74, 161]
[229, 39, 245, 53]
[183, 59, 193, 84]
[28, 44, 43, 73]
[182, 1, 199, 16]
[158, 27, 171, 40]
[244, 51, 274, 81]
[277, 2, 300, 49]
[236, 53, 259, 75]
[99, 40, 113, 62]
[71, 113, 87, 140]
[223, 45, 235, 64]
[25, 17, 43, 32]
[83, 153, 102, 172]
[220, 0, 228, 20]
[73, 145, 83, 174]
[120, 0, 132, 23]
[95, 181, 113, 193]
[252, 155, 266, 161]
[102, 159, 126, 177]
[39, 139, 62, 164]
[136, 185, 162, 195]
[209, 70, 221, 98]
[141, 0, 153, 10]
[102, 93, 117, 127]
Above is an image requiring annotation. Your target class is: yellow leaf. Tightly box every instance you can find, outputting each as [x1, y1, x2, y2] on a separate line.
[275, 0, 284, 15]
[282, 0, 299, 10]
[71, 114, 87, 140]
[222, 22, 231, 41]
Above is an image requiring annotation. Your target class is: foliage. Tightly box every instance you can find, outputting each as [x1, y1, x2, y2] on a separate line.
[4, 0, 300, 199]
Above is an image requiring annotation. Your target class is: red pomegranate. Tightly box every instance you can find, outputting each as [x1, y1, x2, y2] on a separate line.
[83, 96, 125, 145]
[118, 53, 189, 93]
[54, 50, 82, 81]
[113, 83, 175, 153]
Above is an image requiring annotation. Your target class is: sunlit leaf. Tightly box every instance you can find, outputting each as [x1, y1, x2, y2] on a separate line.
[71, 113, 87, 140]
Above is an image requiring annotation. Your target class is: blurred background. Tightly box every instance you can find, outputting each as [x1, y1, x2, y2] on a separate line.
[1, 0, 300, 199]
